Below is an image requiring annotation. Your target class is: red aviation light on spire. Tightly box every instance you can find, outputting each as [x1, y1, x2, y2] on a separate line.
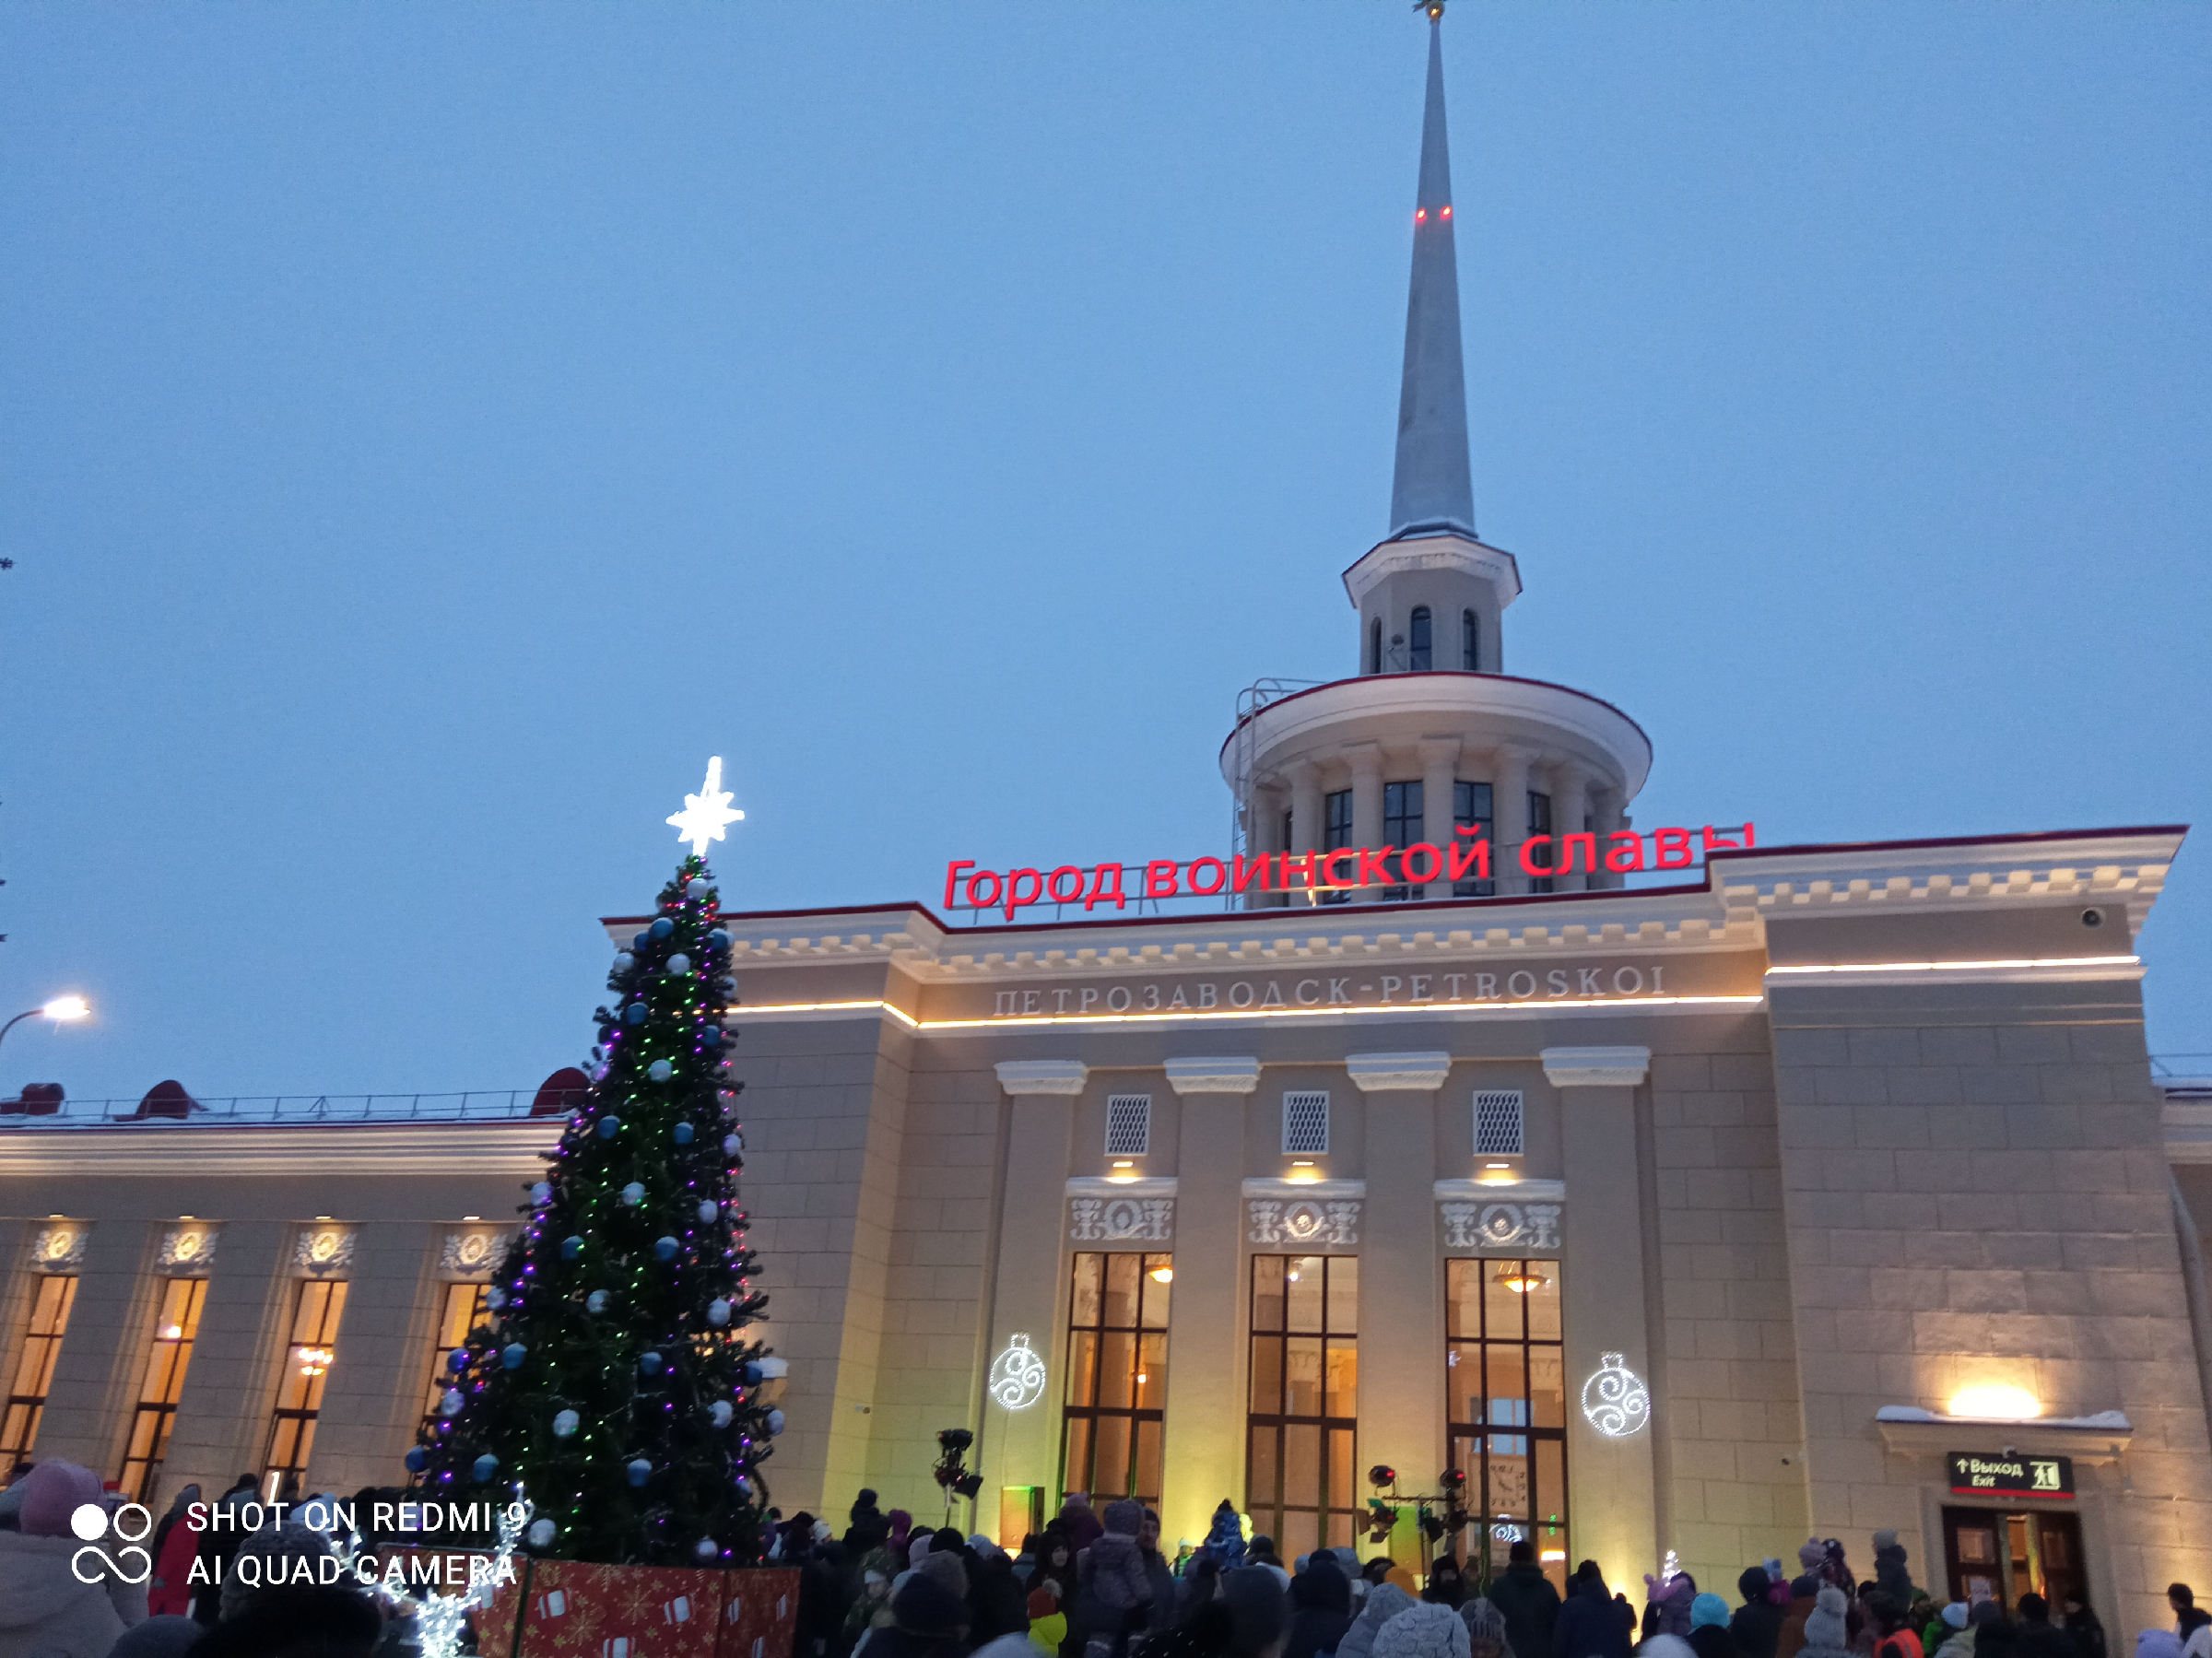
[1441, 205, 1452, 218]
[1415, 207, 1427, 221]
[1414, 205, 1452, 224]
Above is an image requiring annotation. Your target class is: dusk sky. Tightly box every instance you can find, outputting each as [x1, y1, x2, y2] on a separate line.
[4, 3, 2206, 1104]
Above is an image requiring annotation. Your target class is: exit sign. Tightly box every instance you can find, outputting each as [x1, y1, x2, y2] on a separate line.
[1948, 1452, 2073, 1499]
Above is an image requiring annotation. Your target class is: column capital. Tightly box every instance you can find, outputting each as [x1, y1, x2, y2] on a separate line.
[994, 1060, 1088, 1097]
[1165, 1056, 1261, 1096]
[1541, 1046, 1650, 1088]
[1416, 735, 1462, 766]
[1347, 1051, 1453, 1092]
[1344, 740, 1384, 782]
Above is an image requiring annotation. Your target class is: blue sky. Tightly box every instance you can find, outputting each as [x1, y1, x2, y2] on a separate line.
[3, 3, 2206, 1101]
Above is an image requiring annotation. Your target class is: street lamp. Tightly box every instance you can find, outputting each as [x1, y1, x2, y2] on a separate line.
[0, 996, 91, 1052]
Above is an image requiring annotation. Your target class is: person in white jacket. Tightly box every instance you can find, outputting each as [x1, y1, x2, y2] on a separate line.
[0, 1459, 147, 1658]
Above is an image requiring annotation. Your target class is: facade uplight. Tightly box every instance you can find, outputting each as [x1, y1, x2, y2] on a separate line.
[1948, 1384, 2041, 1420]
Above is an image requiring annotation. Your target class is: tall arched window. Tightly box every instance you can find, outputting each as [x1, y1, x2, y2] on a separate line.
[1369, 617, 1382, 676]
[1408, 606, 1431, 671]
[1462, 609, 1479, 672]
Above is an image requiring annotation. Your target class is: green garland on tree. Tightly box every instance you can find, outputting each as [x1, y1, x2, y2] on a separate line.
[409, 854, 779, 1564]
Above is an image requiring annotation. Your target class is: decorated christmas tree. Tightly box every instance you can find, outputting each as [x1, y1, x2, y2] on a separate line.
[409, 759, 782, 1565]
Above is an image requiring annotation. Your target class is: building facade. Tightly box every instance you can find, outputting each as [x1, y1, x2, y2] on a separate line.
[3, 5, 2209, 1638]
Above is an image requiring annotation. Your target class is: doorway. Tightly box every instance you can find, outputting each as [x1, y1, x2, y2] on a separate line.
[1941, 1506, 2085, 1608]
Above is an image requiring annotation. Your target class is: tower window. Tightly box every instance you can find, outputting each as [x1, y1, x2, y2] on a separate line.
[1382, 781, 1422, 899]
[1408, 607, 1431, 671]
[1368, 618, 1382, 676]
[1527, 791, 1553, 895]
[1321, 790, 1353, 906]
[1453, 781, 1494, 898]
[1463, 609, 1479, 672]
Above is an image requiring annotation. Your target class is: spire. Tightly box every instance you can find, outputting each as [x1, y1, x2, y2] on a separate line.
[1387, 6, 1477, 541]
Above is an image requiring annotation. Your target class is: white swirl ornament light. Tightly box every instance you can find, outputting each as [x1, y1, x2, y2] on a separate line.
[988, 1333, 1048, 1410]
[1581, 1351, 1651, 1438]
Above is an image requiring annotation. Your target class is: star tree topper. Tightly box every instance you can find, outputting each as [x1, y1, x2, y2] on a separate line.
[667, 756, 744, 858]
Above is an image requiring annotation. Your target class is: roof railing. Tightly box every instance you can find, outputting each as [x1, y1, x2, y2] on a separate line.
[0, 1088, 575, 1129]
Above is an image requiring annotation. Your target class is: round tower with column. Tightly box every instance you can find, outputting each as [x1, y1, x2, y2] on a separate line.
[1220, 3, 1651, 904]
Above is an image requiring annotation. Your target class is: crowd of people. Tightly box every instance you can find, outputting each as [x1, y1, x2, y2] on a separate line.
[766, 1493, 2205, 1658]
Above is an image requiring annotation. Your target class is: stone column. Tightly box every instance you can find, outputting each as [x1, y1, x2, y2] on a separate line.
[1554, 766, 1592, 894]
[980, 1062, 1080, 1541]
[1347, 1052, 1450, 1542]
[1492, 746, 1534, 897]
[1589, 787, 1623, 891]
[1347, 745, 1384, 900]
[32, 1218, 157, 1476]
[1160, 1057, 1259, 1549]
[307, 1221, 443, 1494]
[1418, 738, 1462, 900]
[1545, 1046, 1656, 1592]
[1288, 762, 1322, 860]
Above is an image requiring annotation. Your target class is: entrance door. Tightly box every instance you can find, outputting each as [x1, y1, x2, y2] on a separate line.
[1941, 1506, 2085, 1608]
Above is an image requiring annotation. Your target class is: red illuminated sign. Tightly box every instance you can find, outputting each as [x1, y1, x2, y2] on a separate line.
[946, 823, 1755, 918]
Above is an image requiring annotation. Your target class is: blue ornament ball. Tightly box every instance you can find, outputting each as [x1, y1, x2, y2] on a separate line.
[561, 1236, 583, 1260]
[667, 954, 691, 975]
[654, 1236, 678, 1261]
[625, 1003, 647, 1026]
[742, 1361, 763, 1385]
[650, 917, 675, 939]
[631, 931, 649, 949]
[724, 1134, 743, 1157]
[597, 1115, 621, 1138]
[586, 1289, 610, 1312]
[613, 952, 634, 974]
[641, 1350, 664, 1374]
[620, 1182, 645, 1205]
[405, 1447, 428, 1473]
[766, 1408, 786, 1436]
[528, 1518, 557, 1548]
[673, 1122, 695, 1145]
[688, 877, 711, 899]
[697, 1200, 718, 1223]
[501, 1343, 527, 1370]
[447, 1348, 468, 1372]
[627, 1457, 653, 1487]
[552, 1408, 580, 1438]
[647, 1060, 673, 1082]
[711, 1399, 734, 1428]
[702, 1027, 723, 1048]
[473, 1453, 500, 1482]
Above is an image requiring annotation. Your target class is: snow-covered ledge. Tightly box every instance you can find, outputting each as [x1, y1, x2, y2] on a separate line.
[1540, 1046, 1651, 1088]
[1165, 1057, 1262, 1096]
[1873, 1405, 2133, 1461]
[1346, 1052, 1453, 1092]
[995, 1060, 1088, 1097]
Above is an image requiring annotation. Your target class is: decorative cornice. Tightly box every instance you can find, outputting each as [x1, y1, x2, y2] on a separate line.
[995, 1060, 1088, 1097]
[1065, 1176, 1179, 1198]
[1873, 1405, 2132, 1462]
[1346, 1051, 1453, 1092]
[1434, 1178, 1566, 1202]
[1241, 1177, 1366, 1199]
[1341, 532, 1522, 614]
[0, 1120, 558, 1177]
[1165, 1057, 1262, 1096]
[1541, 1046, 1651, 1088]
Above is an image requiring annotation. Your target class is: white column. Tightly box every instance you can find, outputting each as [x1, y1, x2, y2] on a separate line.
[1288, 760, 1322, 859]
[1554, 765, 1591, 893]
[1347, 743, 1384, 900]
[1492, 745, 1533, 896]
[1418, 737, 1461, 900]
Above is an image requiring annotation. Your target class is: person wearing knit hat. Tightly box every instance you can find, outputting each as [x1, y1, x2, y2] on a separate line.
[1342, 1583, 1422, 1658]
[216, 1521, 338, 1622]
[1218, 1564, 1294, 1658]
[1798, 1587, 1853, 1658]
[0, 1457, 149, 1655]
[1030, 1584, 1070, 1657]
[1456, 1594, 1512, 1658]
[1372, 1601, 1472, 1658]
[1687, 1594, 1735, 1658]
[107, 1613, 208, 1658]
[872, 1570, 971, 1658]
[916, 1545, 971, 1600]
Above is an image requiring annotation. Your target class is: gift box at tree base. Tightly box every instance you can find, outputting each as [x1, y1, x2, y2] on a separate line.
[480, 1562, 800, 1658]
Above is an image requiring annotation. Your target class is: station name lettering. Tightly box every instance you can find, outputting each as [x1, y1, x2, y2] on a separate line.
[992, 963, 1669, 1017]
[947, 823, 1754, 918]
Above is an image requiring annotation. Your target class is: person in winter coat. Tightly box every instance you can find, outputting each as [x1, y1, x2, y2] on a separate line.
[146, 1485, 203, 1618]
[0, 1460, 149, 1658]
[1341, 1583, 1421, 1658]
[1778, 1561, 1826, 1658]
[888, 1512, 915, 1566]
[1426, 1561, 1467, 1611]
[1734, 1570, 1785, 1658]
[1688, 1593, 1737, 1658]
[867, 1571, 975, 1658]
[188, 1476, 260, 1627]
[1645, 1577, 1697, 1640]
[1076, 1499, 1156, 1658]
[1373, 1603, 1473, 1658]
[1798, 1590, 1855, 1658]
[971, 1539, 1033, 1646]
[1460, 1597, 1514, 1658]
[1200, 1503, 1249, 1573]
[1061, 1497, 1105, 1556]
[848, 1553, 900, 1651]
[1487, 1542, 1562, 1658]
[2012, 1595, 2076, 1658]
[1030, 1588, 1070, 1657]
[1139, 1512, 1180, 1632]
[2059, 1596, 2106, 1658]
[1033, 1530, 1078, 1613]
[1288, 1556, 1355, 1658]
[848, 1490, 893, 1554]
[1552, 1572, 1632, 1658]
[1965, 1605, 2016, 1658]
[1871, 1535, 1914, 1610]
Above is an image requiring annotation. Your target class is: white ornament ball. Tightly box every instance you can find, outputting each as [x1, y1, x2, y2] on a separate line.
[697, 1200, 719, 1223]
[766, 1407, 785, 1436]
[648, 1059, 674, 1082]
[723, 1134, 742, 1157]
[486, 1288, 507, 1310]
[439, 1388, 464, 1418]
[528, 1519, 556, 1548]
[711, 1399, 735, 1428]
[621, 1182, 646, 1205]
[552, 1408, 580, 1438]
[530, 1182, 552, 1206]
[613, 952, 634, 973]
[695, 1537, 719, 1560]
[688, 877, 711, 899]
[707, 1297, 732, 1327]
[666, 954, 691, 975]
[586, 1289, 610, 1313]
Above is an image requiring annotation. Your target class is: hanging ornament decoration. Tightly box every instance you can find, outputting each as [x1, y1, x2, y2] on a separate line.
[674, 1122, 695, 1145]
[613, 952, 634, 973]
[648, 1060, 674, 1082]
[487, 1288, 506, 1310]
[597, 1116, 621, 1138]
[694, 1538, 719, 1560]
[473, 1452, 500, 1481]
[667, 954, 691, 975]
[586, 1289, 609, 1313]
[766, 1408, 785, 1436]
[723, 1134, 742, 1158]
[501, 1343, 528, 1370]
[621, 1182, 646, 1205]
[561, 1237, 583, 1260]
[528, 1519, 556, 1549]
[627, 1458, 653, 1487]
[697, 1200, 719, 1223]
[987, 1332, 1049, 1410]
[707, 1298, 731, 1327]
[529, 1182, 552, 1206]
[688, 877, 711, 899]
[552, 1409, 580, 1438]
[711, 1400, 735, 1428]
[440, 1388, 465, 1417]
[1581, 1351, 1652, 1438]
[654, 1236, 679, 1260]
[641, 1351, 665, 1374]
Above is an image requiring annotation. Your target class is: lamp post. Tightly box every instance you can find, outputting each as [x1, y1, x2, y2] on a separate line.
[0, 996, 90, 1052]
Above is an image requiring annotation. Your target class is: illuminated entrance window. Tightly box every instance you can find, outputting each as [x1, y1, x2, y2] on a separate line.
[0, 1274, 77, 1464]
[117, 1277, 209, 1502]
[1446, 1258, 1567, 1589]
[1247, 1253, 1358, 1558]
[418, 1281, 489, 1434]
[1453, 782, 1494, 898]
[1061, 1252, 1169, 1508]
[262, 1279, 348, 1500]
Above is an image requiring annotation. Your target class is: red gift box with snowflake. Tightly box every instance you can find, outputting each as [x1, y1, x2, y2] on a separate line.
[479, 1564, 799, 1658]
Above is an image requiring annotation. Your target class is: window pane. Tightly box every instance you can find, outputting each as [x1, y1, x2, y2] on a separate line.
[1065, 1332, 1099, 1405]
[1098, 1333, 1135, 1410]
[1280, 1509, 1320, 1562]
[1326, 1256, 1359, 1335]
[1524, 1269, 1562, 1341]
[1445, 1258, 1477, 1339]
[1530, 1347, 1566, 1429]
[1484, 1263, 1524, 1339]
[1091, 1416, 1131, 1499]
[1286, 1338, 1324, 1417]
[1103, 1254, 1141, 1327]
[1326, 1338, 1359, 1417]
[1135, 1334, 1168, 1411]
[1065, 1417, 1093, 1492]
[1286, 1260, 1325, 1332]
[1284, 1424, 1322, 1511]
[1252, 1255, 1285, 1333]
[1535, 1439, 1567, 1534]
[1249, 1425, 1278, 1509]
[1327, 1428, 1355, 1512]
[1134, 1420, 1163, 1505]
[1070, 1254, 1102, 1327]
[1140, 1256, 1171, 1326]
[1486, 1346, 1528, 1433]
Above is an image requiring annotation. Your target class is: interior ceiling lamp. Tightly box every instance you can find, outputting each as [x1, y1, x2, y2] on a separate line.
[1948, 1384, 2041, 1421]
[1494, 1263, 1548, 1294]
[1149, 1264, 1173, 1283]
